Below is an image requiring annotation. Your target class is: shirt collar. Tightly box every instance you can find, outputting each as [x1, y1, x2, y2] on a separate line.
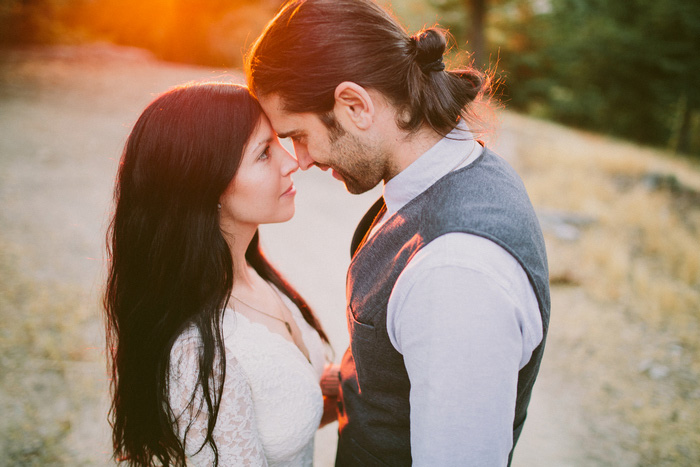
[382, 121, 482, 216]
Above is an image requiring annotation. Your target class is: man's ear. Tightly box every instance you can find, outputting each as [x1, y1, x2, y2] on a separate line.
[333, 82, 374, 130]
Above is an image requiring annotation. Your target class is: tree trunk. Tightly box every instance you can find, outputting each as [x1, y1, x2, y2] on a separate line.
[670, 95, 693, 155]
[465, 0, 487, 67]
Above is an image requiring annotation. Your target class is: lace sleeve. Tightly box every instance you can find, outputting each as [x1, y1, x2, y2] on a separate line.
[169, 333, 268, 466]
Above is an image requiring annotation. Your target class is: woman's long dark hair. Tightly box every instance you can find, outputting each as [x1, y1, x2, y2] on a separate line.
[104, 82, 328, 466]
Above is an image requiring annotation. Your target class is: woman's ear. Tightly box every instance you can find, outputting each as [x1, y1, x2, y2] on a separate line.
[333, 82, 374, 130]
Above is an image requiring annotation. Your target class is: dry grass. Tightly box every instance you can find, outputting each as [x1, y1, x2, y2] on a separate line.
[504, 112, 700, 465]
[0, 239, 105, 465]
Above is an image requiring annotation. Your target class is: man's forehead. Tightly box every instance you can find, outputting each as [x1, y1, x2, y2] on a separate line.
[258, 94, 305, 137]
[258, 95, 291, 124]
[258, 93, 285, 112]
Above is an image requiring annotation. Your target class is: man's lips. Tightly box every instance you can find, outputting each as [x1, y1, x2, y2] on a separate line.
[314, 163, 344, 182]
[331, 168, 344, 181]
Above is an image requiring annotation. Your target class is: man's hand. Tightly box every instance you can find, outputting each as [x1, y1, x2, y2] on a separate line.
[320, 364, 341, 427]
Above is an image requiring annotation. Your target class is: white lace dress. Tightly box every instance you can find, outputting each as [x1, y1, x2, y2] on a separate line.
[168, 291, 326, 466]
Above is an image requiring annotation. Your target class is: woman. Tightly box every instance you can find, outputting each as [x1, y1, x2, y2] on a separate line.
[104, 82, 337, 466]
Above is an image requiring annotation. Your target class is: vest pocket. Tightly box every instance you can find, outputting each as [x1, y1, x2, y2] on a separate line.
[348, 309, 376, 343]
[347, 308, 377, 391]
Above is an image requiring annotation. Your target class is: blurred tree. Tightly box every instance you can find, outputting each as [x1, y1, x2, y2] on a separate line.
[0, 0, 68, 44]
[488, 0, 559, 112]
[430, 0, 492, 67]
[465, 0, 487, 67]
[434, 0, 700, 155]
[539, 0, 700, 154]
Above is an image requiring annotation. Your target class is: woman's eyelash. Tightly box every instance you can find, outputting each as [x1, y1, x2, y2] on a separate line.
[258, 146, 270, 161]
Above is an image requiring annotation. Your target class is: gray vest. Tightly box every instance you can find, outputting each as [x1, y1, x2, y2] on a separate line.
[335, 148, 550, 466]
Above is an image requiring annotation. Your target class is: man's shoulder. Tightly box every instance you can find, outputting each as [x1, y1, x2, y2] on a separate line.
[404, 232, 525, 285]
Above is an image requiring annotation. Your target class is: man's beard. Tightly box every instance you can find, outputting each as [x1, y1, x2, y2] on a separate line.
[327, 124, 387, 195]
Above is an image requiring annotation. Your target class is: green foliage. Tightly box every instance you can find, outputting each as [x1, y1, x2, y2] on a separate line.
[492, 0, 700, 154]
[429, 0, 700, 155]
[429, 0, 469, 42]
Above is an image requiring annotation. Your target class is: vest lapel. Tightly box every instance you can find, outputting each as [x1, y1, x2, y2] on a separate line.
[350, 196, 386, 258]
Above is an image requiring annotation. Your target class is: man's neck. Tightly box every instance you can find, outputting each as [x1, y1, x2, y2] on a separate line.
[383, 124, 444, 183]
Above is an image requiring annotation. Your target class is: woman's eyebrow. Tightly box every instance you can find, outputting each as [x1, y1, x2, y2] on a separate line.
[251, 136, 274, 152]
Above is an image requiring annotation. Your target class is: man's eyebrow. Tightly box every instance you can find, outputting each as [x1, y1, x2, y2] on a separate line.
[276, 130, 300, 139]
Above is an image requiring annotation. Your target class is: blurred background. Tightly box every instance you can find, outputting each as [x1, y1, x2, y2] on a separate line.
[1, 0, 699, 465]
[2, 0, 698, 156]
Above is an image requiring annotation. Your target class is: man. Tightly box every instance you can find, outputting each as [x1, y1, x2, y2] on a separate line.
[246, 1, 550, 465]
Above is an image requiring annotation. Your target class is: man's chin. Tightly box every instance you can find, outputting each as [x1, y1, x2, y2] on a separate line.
[330, 168, 376, 194]
[344, 179, 375, 195]
[345, 185, 371, 195]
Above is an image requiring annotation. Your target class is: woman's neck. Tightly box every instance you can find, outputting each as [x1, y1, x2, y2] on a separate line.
[222, 222, 258, 289]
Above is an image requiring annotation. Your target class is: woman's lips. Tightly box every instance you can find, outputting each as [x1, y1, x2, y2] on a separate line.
[281, 183, 296, 197]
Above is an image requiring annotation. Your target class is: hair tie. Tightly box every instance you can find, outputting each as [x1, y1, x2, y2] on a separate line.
[420, 57, 445, 74]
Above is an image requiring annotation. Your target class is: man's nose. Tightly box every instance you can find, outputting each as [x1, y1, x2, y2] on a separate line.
[293, 142, 314, 171]
[280, 149, 299, 177]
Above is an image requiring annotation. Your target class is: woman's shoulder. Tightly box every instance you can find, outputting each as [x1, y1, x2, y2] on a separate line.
[168, 319, 245, 392]
[169, 325, 203, 376]
[170, 314, 240, 364]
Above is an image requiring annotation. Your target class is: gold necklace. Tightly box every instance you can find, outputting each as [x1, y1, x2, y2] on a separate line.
[231, 284, 312, 364]
[230, 290, 293, 335]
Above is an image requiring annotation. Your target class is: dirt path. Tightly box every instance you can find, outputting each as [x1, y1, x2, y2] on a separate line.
[0, 44, 639, 465]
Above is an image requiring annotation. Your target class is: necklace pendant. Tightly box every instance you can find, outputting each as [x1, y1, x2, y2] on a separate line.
[284, 322, 292, 335]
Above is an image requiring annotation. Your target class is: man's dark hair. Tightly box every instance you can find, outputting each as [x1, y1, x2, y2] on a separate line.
[246, 0, 488, 135]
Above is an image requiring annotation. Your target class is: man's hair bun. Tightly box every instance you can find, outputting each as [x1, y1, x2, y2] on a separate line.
[410, 28, 447, 73]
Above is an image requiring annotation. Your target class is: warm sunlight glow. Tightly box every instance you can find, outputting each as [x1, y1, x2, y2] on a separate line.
[60, 0, 273, 67]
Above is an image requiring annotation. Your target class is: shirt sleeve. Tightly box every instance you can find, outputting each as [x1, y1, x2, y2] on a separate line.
[387, 233, 542, 467]
[169, 332, 268, 466]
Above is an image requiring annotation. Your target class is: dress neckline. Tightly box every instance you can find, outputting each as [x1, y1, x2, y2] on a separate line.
[225, 306, 314, 366]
